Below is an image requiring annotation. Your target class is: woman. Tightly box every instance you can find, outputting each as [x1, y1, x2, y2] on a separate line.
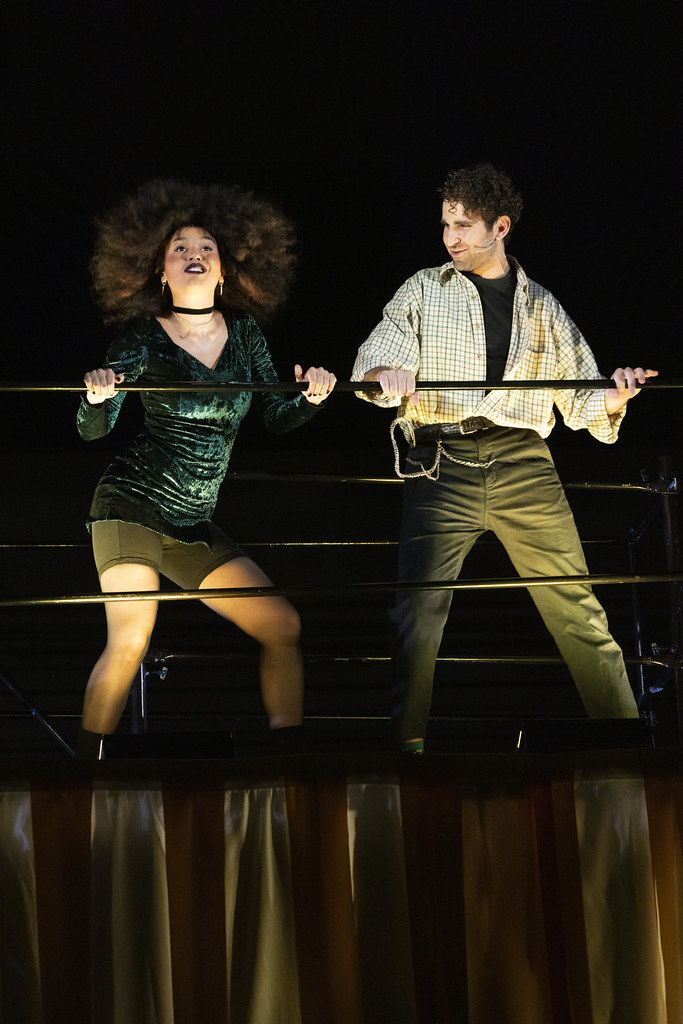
[76, 179, 335, 757]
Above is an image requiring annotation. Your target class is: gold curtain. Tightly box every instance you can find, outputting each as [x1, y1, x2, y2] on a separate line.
[0, 751, 681, 1024]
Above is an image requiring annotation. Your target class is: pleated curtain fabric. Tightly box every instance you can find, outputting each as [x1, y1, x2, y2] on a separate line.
[0, 751, 681, 1024]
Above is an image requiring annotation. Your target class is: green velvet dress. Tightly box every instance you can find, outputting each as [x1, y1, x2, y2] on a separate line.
[77, 314, 319, 545]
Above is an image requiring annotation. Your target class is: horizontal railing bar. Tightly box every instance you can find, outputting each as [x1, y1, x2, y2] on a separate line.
[1, 712, 640, 725]
[0, 544, 93, 549]
[0, 538, 624, 550]
[0, 378, 678, 393]
[142, 651, 676, 669]
[0, 468, 666, 491]
[220, 472, 662, 491]
[2, 571, 681, 608]
[564, 482, 667, 493]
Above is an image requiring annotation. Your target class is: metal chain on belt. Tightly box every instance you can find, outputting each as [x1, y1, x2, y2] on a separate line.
[389, 418, 496, 480]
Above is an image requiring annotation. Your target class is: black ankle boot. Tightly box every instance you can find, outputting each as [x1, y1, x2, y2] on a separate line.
[271, 725, 309, 754]
[75, 727, 106, 759]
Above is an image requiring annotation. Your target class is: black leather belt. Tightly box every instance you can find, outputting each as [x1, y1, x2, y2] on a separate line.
[414, 418, 494, 442]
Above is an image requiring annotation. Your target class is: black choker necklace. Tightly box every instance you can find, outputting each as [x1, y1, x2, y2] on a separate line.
[171, 305, 215, 315]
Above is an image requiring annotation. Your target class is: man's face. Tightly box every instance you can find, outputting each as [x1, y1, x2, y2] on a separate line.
[441, 201, 503, 275]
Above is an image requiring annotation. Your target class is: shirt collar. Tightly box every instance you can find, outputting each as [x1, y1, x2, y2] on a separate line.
[439, 255, 530, 306]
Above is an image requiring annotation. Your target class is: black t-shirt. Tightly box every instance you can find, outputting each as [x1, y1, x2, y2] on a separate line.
[461, 266, 517, 382]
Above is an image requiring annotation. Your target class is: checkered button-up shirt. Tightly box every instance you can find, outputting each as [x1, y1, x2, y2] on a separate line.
[351, 257, 624, 443]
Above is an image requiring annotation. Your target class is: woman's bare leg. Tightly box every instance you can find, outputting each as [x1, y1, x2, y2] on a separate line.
[81, 563, 160, 734]
[198, 557, 303, 728]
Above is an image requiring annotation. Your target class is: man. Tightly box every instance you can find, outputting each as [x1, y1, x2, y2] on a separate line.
[351, 163, 657, 753]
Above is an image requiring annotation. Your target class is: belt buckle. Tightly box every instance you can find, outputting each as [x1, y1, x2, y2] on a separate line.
[458, 417, 482, 435]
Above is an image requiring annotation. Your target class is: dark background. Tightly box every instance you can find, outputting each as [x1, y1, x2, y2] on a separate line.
[1, 0, 679, 460]
[0, 0, 680, 751]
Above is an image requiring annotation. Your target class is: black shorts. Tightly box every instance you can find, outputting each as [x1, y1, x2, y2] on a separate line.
[91, 520, 245, 589]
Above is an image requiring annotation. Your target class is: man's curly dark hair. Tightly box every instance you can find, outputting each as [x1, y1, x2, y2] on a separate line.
[90, 178, 297, 324]
[439, 163, 523, 235]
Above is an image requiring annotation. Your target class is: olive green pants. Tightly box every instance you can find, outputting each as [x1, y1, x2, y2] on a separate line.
[390, 427, 638, 742]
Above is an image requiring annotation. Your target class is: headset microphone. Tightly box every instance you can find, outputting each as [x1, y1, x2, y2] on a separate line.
[472, 238, 496, 250]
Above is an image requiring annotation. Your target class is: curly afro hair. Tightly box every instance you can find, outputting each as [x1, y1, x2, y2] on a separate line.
[439, 163, 523, 236]
[90, 178, 297, 324]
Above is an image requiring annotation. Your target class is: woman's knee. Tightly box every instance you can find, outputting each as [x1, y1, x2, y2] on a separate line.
[104, 628, 153, 663]
[103, 613, 156, 664]
[258, 599, 302, 646]
[99, 564, 160, 660]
